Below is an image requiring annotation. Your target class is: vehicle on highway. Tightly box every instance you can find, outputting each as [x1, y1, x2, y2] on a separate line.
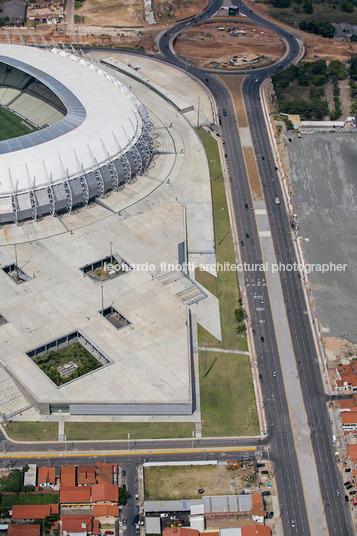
[336, 490, 340, 496]
[241, 240, 244, 246]
[135, 527, 140, 534]
[260, 298, 264, 304]
[245, 203, 249, 210]
[291, 520, 296, 528]
[252, 328, 256, 335]
[123, 519, 127, 527]
[257, 277, 261, 284]
[275, 197, 280, 205]
[122, 469, 126, 476]
[223, 108, 227, 116]
[261, 336, 265, 342]
[259, 374, 263, 383]
[135, 494, 139, 500]
[246, 232, 249, 238]
[272, 371, 277, 377]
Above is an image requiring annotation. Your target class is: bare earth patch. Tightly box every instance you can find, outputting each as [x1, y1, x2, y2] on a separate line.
[154, 0, 208, 23]
[75, 0, 145, 27]
[144, 463, 257, 501]
[174, 21, 285, 69]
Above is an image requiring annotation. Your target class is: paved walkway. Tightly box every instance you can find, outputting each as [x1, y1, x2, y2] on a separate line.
[197, 347, 250, 355]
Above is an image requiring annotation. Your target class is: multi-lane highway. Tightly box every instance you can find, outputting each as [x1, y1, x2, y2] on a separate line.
[157, 2, 353, 535]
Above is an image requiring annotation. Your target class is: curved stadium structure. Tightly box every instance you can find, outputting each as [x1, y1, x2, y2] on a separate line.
[0, 44, 155, 224]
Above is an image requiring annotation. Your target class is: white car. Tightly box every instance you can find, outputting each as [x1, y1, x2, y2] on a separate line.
[160, 513, 168, 518]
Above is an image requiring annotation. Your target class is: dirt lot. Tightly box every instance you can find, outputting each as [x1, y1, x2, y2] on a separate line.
[245, 0, 357, 62]
[74, 0, 145, 27]
[144, 463, 258, 500]
[154, 0, 209, 24]
[175, 21, 285, 69]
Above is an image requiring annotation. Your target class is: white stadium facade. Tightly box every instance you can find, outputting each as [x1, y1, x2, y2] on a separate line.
[0, 44, 200, 419]
[0, 44, 155, 224]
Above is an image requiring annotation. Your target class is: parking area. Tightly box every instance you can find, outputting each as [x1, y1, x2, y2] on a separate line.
[284, 131, 357, 344]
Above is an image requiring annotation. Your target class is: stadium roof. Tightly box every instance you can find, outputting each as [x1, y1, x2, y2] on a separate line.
[0, 44, 142, 196]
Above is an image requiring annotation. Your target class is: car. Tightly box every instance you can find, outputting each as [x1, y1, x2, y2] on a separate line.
[259, 374, 263, 383]
[268, 511, 274, 519]
[345, 495, 349, 502]
[252, 329, 256, 335]
[261, 336, 265, 342]
[255, 78, 259, 82]
[122, 469, 126, 477]
[262, 491, 271, 496]
[160, 513, 169, 518]
[227, 166, 230, 171]
[349, 491, 356, 495]
[170, 516, 177, 520]
[253, 292, 257, 298]
[344, 481, 351, 487]
[246, 232, 249, 238]
[240, 240, 244, 246]
[271, 177, 274, 182]
[291, 520, 296, 528]
[336, 490, 340, 496]
[262, 156, 265, 160]
[257, 463, 265, 468]
[245, 203, 249, 210]
[135, 527, 140, 534]
[272, 371, 277, 377]
[257, 278, 261, 284]
[105, 532, 114, 535]
[346, 484, 353, 490]
[136, 505, 140, 512]
[138, 520, 145, 525]
[261, 470, 269, 474]
[260, 298, 264, 304]
[345, 468, 352, 472]
[135, 494, 139, 500]
[288, 137, 292, 142]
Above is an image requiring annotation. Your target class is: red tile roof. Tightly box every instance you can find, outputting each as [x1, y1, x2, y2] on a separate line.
[38, 466, 56, 486]
[12, 504, 54, 520]
[251, 494, 264, 510]
[342, 412, 357, 425]
[348, 444, 357, 463]
[96, 462, 114, 484]
[338, 399, 356, 410]
[7, 525, 41, 536]
[336, 362, 357, 389]
[91, 482, 118, 503]
[61, 514, 92, 532]
[164, 529, 199, 536]
[93, 504, 119, 517]
[242, 527, 271, 536]
[77, 465, 97, 486]
[60, 485, 91, 504]
[61, 465, 76, 487]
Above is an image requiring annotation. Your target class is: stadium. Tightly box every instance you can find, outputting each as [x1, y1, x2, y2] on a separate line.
[0, 44, 154, 224]
[0, 44, 216, 421]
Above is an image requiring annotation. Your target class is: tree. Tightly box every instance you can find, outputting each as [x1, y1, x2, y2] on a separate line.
[340, 0, 354, 11]
[312, 74, 327, 86]
[0, 469, 23, 493]
[119, 487, 129, 505]
[303, 1, 313, 13]
[328, 60, 347, 80]
[311, 59, 327, 75]
[22, 484, 36, 492]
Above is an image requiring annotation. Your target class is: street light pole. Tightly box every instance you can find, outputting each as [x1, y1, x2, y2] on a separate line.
[204, 338, 207, 377]
[128, 432, 131, 452]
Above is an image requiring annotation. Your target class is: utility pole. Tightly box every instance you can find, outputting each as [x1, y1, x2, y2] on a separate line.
[197, 96, 200, 128]
[14, 243, 19, 280]
[204, 338, 208, 377]
[191, 430, 194, 450]
[128, 432, 131, 452]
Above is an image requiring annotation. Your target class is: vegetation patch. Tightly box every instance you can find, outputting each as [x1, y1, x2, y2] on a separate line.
[64, 421, 195, 440]
[272, 58, 352, 119]
[199, 352, 259, 436]
[144, 463, 257, 501]
[33, 342, 102, 386]
[1, 493, 59, 509]
[4, 421, 58, 442]
[260, 0, 357, 32]
[196, 128, 248, 352]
